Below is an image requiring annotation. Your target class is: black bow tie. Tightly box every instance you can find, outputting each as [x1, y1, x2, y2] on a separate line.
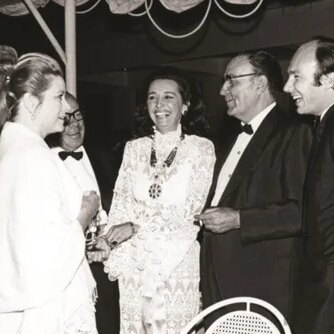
[58, 150, 83, 161]
[239, 123, 254, 135]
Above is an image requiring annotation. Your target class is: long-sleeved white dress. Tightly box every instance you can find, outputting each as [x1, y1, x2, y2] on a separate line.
[104, 126, 215, 333]
[0, 122, 97, 334]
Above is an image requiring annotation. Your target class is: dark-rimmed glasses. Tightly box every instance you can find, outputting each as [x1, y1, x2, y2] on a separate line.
[223, 72, 262, 87]
[64, 109, 84, 125]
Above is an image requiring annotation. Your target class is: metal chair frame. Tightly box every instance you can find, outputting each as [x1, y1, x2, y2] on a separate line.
[181, 296, 292, 334]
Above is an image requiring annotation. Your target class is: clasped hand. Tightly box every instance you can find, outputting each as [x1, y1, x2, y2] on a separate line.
[195, 207, 240, 234]
[86, 222, 136, 263]
[86, 237, 111, 264]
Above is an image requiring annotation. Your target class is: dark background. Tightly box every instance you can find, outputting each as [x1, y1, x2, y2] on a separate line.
[0, 0, 331, 148]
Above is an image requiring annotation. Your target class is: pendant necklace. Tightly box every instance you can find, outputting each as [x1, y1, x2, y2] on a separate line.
[148, 132, 185, 199]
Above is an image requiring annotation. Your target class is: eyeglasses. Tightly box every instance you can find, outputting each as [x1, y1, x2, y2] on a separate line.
[223, 72, 262, 87]
[64, 109, 84, 125]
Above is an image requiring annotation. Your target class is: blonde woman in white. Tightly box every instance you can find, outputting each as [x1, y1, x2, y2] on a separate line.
[0, 53, 99, 334]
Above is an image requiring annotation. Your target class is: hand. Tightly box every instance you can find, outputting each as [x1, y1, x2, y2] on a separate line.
[195, 207, 240, 234]
[105, 222, 136, 247]
[86, 237, 111, 263]
[77, 191, 100, 230]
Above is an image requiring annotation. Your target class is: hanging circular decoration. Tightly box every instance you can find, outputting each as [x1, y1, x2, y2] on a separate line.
[224, 0, 258, 3]
[145, 0, 212, 39]
[128, 0, 152, 17]
[51, 0, 90, 5]
[105, 0, 144, 14]
[0, 0, 49, 16]
[159, 0, 205, 13]
[214, 0, 264, 19]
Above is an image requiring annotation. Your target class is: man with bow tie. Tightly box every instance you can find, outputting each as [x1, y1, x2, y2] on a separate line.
[50, 92, 120, 334]
[197, 51, 312, 324]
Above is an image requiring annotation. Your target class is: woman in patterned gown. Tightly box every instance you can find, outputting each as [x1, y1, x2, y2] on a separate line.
[103, 67, 216, 333]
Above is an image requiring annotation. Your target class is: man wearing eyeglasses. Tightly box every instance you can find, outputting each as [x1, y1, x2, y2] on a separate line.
[49, 92, 120, 334]
[197, 51, 312, 324]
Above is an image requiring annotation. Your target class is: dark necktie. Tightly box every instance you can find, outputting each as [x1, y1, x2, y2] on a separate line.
[58, 150, 83, 161]
[308, 116, 323, 169]
[239, 123, 254, 135]
[313, 115, 321, 135]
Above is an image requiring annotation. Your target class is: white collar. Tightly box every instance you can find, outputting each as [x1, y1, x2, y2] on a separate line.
[320, 102, 334, 120]
[242, 102, 276, 133]
[53, 145, 84, 153]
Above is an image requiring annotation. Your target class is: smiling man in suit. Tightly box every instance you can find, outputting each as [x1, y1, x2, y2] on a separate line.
[197, 51, 312, 324]
[50, 92, 120, 334]
[284, 36, 334, 334]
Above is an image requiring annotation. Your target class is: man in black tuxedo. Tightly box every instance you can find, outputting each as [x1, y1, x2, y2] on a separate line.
[197, 51, 312, 323]
[284, 36, 334, 334]
[51, 93, 120, 334]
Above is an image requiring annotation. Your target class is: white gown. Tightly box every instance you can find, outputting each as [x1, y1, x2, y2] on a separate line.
[0, 122, 97, 334]
[104, 126, 215, 334]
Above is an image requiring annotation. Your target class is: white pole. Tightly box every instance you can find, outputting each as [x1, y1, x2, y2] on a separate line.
[22, 0, 66, 64]
[65, 0, 77, 97]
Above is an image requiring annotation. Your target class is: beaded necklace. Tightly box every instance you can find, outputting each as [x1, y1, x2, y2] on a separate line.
[148, 131, 185, 199]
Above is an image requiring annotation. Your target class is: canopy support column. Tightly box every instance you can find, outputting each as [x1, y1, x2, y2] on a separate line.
[22, 0, 77, 96]
[65, 0, 77, 96]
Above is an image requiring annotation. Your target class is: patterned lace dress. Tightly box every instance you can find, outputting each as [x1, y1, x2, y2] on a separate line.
[104, 126, 215, 334]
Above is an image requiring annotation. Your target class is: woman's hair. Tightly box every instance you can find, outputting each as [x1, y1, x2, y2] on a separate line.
[0, 46, 17, 85]
[134, 67, 210, 138]
[0, 52, 63, 129]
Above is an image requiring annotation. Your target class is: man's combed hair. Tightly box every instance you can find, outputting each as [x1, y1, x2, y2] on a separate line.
[242, 51, 284, 97]
[309, 36, 334, 86]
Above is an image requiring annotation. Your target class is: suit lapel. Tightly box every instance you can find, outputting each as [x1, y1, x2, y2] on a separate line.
[205, 132, 239, 207]
[219, 107, 280, 204]
[308, 105, 334, 171]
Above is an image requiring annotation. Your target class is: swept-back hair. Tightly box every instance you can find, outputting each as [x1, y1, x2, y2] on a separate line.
[0, 52, 63, 129]
[239, 50, 284, 97]
[308, 36, 334, 86]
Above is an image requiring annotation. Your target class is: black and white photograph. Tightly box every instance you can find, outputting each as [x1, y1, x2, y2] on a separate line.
[0, 1, 333, 333]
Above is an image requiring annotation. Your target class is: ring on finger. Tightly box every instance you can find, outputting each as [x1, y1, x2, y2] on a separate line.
[107, 240, 118, 248]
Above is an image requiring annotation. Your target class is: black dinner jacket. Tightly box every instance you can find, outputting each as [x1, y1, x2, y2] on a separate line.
[200, 106, 312, 322]
[292, 105, 334, 334]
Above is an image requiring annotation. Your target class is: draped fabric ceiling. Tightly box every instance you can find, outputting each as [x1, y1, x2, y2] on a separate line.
[0, 0, 258, 16]
[107, 0, 257, 14]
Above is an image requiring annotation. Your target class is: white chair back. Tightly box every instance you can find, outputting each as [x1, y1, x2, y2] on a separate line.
[181, 297, 291, 334]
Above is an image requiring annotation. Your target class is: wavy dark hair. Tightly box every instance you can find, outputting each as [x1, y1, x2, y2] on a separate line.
[134, 67, 210, 138]
[0, 52, 63, 130]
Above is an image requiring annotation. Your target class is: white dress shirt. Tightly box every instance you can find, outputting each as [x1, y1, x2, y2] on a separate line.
[320, 102, 334, 120]
[52, 146, 107, 225]
[211, 102, 276, 206]
[52, 146, 100, 194]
